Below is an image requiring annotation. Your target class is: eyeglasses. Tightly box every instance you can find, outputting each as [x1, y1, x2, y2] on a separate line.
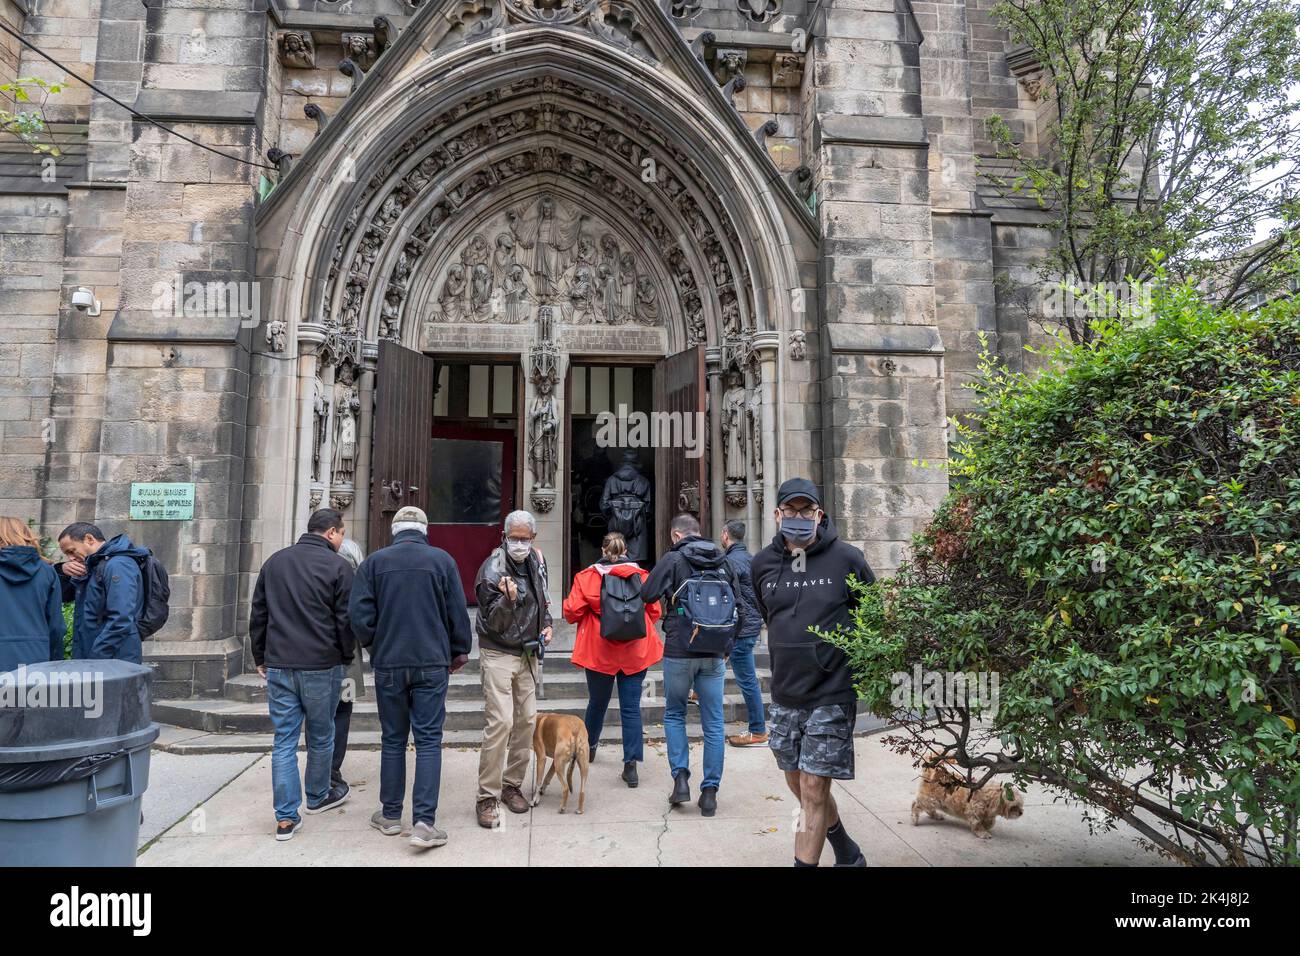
[779, 506, 819, 519]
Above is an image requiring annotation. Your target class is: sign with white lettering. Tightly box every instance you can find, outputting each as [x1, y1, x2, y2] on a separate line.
[129, 482, 195, 521]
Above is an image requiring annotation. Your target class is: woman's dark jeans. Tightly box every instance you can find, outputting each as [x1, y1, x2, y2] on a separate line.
[584, 668, 647, 763]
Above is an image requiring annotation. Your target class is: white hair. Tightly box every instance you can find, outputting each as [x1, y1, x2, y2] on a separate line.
[391, 520, 428, 537]
[338, 538, 365, 570]
[503, 510, 536, 535]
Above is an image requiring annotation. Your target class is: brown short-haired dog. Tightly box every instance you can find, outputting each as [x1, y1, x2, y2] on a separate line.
[531, 712, 590, 814]
[910, 758, 1025, 839]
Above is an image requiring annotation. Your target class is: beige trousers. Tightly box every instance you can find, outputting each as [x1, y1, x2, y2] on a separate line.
[477, 647, 537, 801]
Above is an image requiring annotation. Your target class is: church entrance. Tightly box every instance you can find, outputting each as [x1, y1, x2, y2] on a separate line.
[565, 362, 656, 584]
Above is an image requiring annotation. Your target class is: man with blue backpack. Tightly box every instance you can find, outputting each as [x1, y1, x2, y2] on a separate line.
[641, 512, 748, 817]
[56, 522, 170, 663]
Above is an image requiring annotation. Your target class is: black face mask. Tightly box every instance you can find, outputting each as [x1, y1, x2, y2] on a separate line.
[779, 516, 817, 543]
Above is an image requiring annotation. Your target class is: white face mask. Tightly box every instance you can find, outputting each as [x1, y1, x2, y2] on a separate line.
[506, 540, 532, 562]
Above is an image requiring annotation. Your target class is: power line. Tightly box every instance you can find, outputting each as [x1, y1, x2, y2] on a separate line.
[0, 20, 276, 171]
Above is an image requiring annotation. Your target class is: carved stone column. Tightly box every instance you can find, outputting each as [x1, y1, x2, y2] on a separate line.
[752, 330, 780, 541]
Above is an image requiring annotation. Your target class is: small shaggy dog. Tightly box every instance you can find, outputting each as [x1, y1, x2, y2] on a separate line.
[910, 758, 1025, 839]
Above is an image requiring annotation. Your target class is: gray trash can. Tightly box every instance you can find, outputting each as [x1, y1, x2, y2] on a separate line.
[0, 660, 159, 866]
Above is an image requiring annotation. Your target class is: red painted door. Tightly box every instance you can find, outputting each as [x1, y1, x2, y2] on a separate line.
[425, 424, 516, 604]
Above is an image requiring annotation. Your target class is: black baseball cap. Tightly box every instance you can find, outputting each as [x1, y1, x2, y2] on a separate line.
[776, 477, 821, 508]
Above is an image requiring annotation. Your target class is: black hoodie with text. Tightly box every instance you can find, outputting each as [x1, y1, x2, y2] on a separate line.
[751, 516, 874, 709]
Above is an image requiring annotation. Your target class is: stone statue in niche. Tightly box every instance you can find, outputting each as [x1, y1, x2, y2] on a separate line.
[312, 374, 328, 483]
[341, 33, 377, 71]
[508, 193, 585, 298]
[332, 369, 361, 486]
[266, 318, 287, 353]
[722, 369, 747, 483]
[790, 328, 807, 360]
[747, 383, 764, 481]
[529, 373, 559, 491]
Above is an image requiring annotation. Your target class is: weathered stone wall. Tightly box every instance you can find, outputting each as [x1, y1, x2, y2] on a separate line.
[0, 0, 24, 88]
[809, 0, 950, 576]
[13, 0, 99, 122]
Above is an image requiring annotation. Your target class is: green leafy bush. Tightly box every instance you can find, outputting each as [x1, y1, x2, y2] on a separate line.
[828, 281, 1300, 865]
[62, 604, 74, 660]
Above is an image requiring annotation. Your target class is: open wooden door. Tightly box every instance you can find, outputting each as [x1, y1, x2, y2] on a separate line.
[654, 345, 709, 546]
[368, 340, 436, 555]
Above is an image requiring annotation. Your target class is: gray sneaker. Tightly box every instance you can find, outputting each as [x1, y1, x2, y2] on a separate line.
[410, 820, 448, 850]
[370, 810, 402, 836]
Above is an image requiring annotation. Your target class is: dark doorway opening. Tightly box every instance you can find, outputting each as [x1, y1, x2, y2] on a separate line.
[566, 362, 655, 584]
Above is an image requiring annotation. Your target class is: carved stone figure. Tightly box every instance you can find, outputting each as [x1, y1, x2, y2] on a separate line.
[508, 193, 585, 298]
[722, 370, 747, 483]
[277, 32, 315, 69]
[266, 318, 287, 353]
[528, 375, 559, 490]
[790, 328, 807, 360]
[470, 262, 493, 318]
[341, 33, 377, 71]
[747, 384, 764, 481]
[332, 384, 361, 485]
[311, 375, 328, 483]
[503, 263, 536, 323]
[635, 275, 659, 325]
[438, 263, 467, 321]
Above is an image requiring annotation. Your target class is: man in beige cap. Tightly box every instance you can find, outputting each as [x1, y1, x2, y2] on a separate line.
[473, 509, 552, 828]
[349, 506, 471, 850]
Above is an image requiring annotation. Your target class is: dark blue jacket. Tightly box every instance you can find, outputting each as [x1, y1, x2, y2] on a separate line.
[641, 534, 749, 659]
[349, 529, 472, 669]
[723, 542, 762, 638]
[0, 546, 65, 672]
[70, 533, 148, 663]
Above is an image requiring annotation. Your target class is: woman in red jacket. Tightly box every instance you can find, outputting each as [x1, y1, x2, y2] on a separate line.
[563, 532, 663, 788]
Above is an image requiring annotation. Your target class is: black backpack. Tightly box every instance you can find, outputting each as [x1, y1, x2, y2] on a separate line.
[599, 571, 647, 641]
[672, 567, 739, 655]
[96, 550, 171, 638]
[606, 494, 646, 539]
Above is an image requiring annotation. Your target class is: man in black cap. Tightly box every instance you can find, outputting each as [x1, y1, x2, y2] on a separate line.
[751, 477, 874, 867]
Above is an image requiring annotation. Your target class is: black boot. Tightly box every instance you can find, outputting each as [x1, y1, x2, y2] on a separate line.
[669, 770, 690, 805]
[589, 744, 598, 763]
[698, 786, 718, 817]
[622, 761, 639, 788]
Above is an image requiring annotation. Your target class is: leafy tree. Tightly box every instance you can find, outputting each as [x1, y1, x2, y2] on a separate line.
[827, 278, 1300, 865]
[986, 0, 1300, 342]
[0, 76, 63, 155]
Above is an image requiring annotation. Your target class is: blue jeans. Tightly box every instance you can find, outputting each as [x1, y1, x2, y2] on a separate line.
[729, 635, 766, 734]
[374, 666, 449, 826]
[584, 668, 647, 764]
[266, 665, 344, 823]
[662, 656, 725, 790]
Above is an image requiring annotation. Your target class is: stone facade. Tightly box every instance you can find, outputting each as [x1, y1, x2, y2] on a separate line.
[0, 0, 1056, 701]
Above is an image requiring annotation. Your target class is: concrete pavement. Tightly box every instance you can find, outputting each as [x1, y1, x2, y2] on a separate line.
[137, 733, 1172, 866]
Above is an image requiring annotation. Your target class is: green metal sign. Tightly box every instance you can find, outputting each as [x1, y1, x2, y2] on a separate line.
[129, 482, 195, 521]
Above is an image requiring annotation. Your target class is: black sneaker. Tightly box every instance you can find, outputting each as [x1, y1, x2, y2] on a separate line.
[622, 761, 639, 788]
[669, 770, 690, 805]
[698, 786, 718, 817]
[304, 783, 350, 815]
[275, 817, 303, 842]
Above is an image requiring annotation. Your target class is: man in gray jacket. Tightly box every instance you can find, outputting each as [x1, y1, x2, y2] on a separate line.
[473, 509, 552, 828]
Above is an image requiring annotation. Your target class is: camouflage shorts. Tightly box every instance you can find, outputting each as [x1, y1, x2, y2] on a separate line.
[768, 702, 857, 780]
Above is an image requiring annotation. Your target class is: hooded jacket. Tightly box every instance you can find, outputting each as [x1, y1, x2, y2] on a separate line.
[0, 546, 65, 672]
[349, 529, 472, 668]
[251, 533, 356, 670]
[723, 542, 762, 639]
[474, 545, 552, 656]
[564, 558, 663, 676]
[69, 533, 149, 663]
[641, 534, 749, 659]
[751, 516, 874, 709]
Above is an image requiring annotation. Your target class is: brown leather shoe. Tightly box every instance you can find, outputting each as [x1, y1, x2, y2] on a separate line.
[727, 731, 770, 747]
[501, 785, 530, 814]
[476, 798, 500, 829]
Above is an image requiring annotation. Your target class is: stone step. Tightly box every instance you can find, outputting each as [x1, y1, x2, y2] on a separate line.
[223, 663, 774, 703]
[154, 692, 773, 736]
[152, 713, 889, 756]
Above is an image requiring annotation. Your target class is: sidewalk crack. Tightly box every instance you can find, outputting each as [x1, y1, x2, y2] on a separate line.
[655, 804, 672, 867]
